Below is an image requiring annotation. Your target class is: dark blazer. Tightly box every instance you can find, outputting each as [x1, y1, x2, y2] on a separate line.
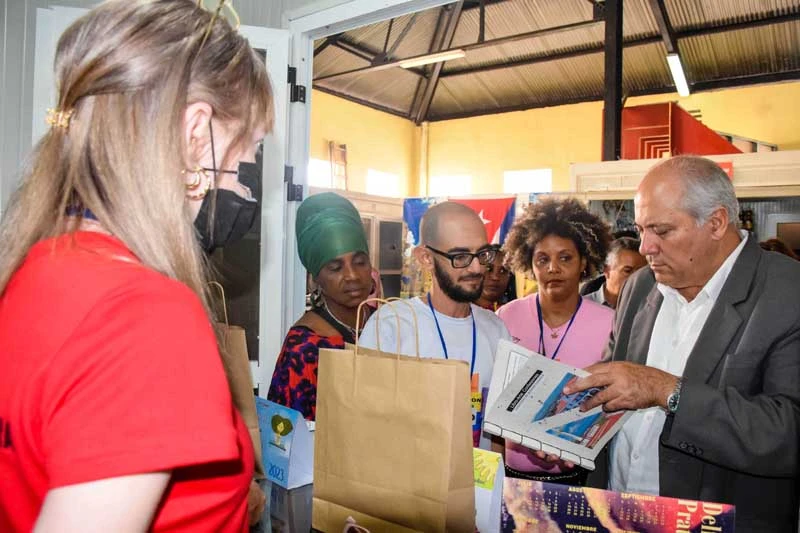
[587, 236, 800, 533]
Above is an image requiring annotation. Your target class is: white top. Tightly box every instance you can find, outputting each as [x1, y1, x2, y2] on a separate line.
[358, 297, 511, 449]
[585, 285, 610, 307]
[609, 232, 748, 494]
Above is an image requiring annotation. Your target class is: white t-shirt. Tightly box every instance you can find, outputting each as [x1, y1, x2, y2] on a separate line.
[358, 297, 511, 449]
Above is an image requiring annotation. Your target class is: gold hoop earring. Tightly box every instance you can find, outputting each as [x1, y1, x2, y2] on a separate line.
[183, 167, 211, 200]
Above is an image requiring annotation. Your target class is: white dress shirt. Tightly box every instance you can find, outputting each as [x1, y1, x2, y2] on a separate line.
[609, 231, 748, 495]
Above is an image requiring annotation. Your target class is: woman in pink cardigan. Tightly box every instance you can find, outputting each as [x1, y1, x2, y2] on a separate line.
[497, 198, 613, 485]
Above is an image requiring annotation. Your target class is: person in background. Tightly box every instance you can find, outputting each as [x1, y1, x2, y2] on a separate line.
[497, 198, 612, 484]
[759, 237, 799, 260]
[585, 236, 647, 308]
[568, 156, 800, 532]
[475, 245, 514, 311]
[359, 202, 511, 450]
[268, 192, 373, 421]
[580, 229, 639, 297]
[0, 1, 272, 531]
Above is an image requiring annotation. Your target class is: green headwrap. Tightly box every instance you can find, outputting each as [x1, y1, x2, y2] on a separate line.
[295, 192, 369, 277]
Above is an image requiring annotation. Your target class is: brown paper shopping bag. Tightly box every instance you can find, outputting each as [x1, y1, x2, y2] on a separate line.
[209, 281, 264, 479]
[312, 299, 475, 533]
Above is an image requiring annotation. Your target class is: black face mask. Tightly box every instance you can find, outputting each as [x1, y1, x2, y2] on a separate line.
[194, 171, 259, 253]
[193, 123, 261, 253]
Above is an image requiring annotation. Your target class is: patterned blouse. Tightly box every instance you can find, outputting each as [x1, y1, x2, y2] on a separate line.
[267, 325, 345, 421]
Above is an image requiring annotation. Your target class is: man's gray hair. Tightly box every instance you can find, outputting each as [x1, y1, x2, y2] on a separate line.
[652, 155, 740, 226]
[606, 236, 641, 266]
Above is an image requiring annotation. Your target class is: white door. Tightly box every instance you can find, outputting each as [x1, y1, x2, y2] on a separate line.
[238, 26, 291, 396]
[32, 8, 291, 396]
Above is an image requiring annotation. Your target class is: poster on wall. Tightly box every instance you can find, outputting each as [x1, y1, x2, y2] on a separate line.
[400, 197, 516, 298]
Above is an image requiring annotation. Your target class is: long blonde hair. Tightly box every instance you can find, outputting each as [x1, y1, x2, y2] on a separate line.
[0, 0, 274, 314]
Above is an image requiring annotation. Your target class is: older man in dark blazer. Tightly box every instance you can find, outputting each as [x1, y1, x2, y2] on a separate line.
[566, 155, 800, 532]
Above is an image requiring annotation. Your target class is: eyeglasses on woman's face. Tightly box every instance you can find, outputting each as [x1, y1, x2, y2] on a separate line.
[425, 245, 497, 269]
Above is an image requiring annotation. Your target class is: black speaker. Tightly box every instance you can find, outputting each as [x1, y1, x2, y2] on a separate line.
[378, 220, 403, 271]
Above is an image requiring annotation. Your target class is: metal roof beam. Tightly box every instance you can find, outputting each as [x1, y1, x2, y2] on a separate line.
[426, 69, 800, 122]
[315, 18, 600, 82]
[382, 18, 394, 53]
[314, 34, 342, 58]
[375, 13, 420, 64]
[478, 0, 486, 43]
[462, 0, 507, 11]
[332, 40, 374, 62]
[409, 7, 447, 119]
[439, 11, 800, 78]
[329, 37, 428, 79]
[413, 1, 465, 124]
[602, 0, 623, 161]
[647, 0, 678, 54]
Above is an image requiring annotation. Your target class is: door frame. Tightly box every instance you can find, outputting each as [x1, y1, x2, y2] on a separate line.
[280, 0, 451, 345]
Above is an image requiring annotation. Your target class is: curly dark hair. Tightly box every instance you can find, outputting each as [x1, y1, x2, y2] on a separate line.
[504, 198, 612, 280]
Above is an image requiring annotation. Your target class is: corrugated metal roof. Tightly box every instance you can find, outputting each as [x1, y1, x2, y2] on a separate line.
[680, 20, 800, 81]
[313, 45, 370, 79]
[315, 66, 420, 117]
[344, 10, 443, 61]
[312, 0, 800, 122]
[666, 0, 800, 29]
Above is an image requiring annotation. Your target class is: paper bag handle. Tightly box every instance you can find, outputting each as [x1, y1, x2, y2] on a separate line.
[207, 281, 229, 326]
[355, 297, 420, 358]
[343, 517, 371, 533]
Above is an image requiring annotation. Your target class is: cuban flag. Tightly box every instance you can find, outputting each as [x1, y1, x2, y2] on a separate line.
[402, 197, 516, 245]
[451, 197, 516, 244]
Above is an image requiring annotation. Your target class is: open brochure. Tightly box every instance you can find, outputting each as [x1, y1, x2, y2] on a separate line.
[483, 339, 631, 470]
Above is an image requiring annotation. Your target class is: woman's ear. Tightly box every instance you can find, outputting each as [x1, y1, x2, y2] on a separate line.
[183, 102, 213, 167]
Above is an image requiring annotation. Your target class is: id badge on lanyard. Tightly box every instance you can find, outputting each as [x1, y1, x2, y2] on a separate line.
[471, 374, 485, 448]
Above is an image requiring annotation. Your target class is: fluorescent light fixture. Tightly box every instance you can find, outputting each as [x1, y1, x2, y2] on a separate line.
[399, 49, 466, 69]
[666, 53, 690, 97]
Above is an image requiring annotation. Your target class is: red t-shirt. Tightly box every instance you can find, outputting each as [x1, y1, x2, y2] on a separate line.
[0, 232, 253, 532]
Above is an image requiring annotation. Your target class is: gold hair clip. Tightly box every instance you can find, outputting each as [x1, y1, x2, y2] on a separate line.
[197, 0, 241, 50]
[46, 107, 74, 130]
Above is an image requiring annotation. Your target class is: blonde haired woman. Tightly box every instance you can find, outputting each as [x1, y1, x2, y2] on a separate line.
[0, 1, 272, 531]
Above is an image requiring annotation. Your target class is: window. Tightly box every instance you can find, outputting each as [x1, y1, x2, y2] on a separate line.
[503, 168, 553, 194]
[366, 169, 402, 197]
[307, 158, 333, 188]
[429, 175, 472, 197]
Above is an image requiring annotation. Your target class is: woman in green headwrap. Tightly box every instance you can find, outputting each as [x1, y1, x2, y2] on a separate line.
[267, 192, 374, 420]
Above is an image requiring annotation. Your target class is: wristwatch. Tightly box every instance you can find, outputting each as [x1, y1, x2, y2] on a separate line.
[666, 378, 683, 415]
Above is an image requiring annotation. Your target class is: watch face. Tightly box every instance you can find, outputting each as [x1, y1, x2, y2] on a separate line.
[668, 393, 679, 413]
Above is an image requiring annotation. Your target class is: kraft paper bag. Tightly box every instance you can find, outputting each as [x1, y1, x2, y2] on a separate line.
[210, 281, 265, 479]
[312, 299, 475, 533]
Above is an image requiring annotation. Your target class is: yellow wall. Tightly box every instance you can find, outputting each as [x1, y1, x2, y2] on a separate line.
[427, 81, 800, 192]
[309, 89, 417, 196]
[310, 81, 800, 196]
[427, 101, 602, 194]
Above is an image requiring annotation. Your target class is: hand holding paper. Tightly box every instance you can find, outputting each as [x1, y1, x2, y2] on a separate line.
[564, 361, 679, 412]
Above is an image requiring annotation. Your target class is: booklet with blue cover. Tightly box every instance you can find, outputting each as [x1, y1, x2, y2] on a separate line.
[484, 339, 631, 470]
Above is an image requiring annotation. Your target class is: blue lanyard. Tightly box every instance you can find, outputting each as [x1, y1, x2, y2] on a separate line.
[427, 292, 477, 376]
[536, 294, 582, 360]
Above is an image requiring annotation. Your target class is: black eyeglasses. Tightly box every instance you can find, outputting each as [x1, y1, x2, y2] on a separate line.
[426, 245, 497, 269]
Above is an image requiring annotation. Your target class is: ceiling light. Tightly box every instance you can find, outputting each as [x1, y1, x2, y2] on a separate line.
[666, 53, 690, 97]
[398, 49, 466, 69]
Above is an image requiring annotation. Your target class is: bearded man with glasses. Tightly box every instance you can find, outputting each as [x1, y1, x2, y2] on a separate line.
[359, 202, 511, 450]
